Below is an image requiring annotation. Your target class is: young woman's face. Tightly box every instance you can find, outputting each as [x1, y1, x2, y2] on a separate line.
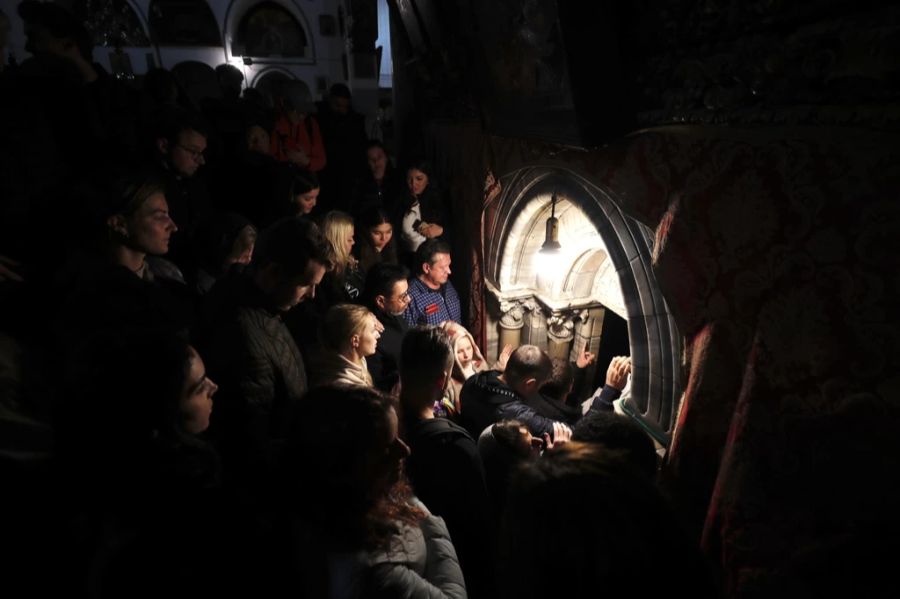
[126, 192, 177, 256]
[366, 407, 410, 491]
[343, 226, 355, 256]
[406, 168, 429, 197]
[369, 223, 393, 251]
[456, 336, 474, 366]
[356, 313, 381, 358]
[180, 347, 217, 435]
[367, 146, 388, 180]
[294, 188, 319, 215]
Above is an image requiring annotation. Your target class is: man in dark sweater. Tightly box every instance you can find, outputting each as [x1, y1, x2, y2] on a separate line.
[363, 263, 411, 392]
[400, 326, 494, 598]
[460, 345, 571, 441]
[200, 217, 332, 481]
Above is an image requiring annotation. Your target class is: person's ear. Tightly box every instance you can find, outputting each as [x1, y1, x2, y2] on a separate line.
[351, 334, 360, 349]
[436, 371, 449, 392]
[375, 295, 386, 311]
[106, 214, 128, 237]
[156, 137, 169, 156]
[524, 377, 539, 393]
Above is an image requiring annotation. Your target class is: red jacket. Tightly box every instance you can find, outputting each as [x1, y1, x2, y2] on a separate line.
[270, 114, 326, 172]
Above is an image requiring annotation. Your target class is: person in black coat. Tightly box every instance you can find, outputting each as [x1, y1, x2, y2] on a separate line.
[527, 353, 631, 424]
[459, 345, 570, 441]
[362, 263, 411, 392]
[198, 217, 332, 483]
[400, 326, 495, 598]
[350, 139, 404, 221]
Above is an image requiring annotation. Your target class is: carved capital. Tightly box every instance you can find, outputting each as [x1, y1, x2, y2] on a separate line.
[499, 299, 526, 330]
[546, 312, 577, 343]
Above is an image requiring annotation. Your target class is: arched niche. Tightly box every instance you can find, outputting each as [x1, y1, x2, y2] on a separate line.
[148, 0, 222, 46]
[484, 166, 682, 443]
[225, 0, 314, 63]
[252, 67, 300, 97]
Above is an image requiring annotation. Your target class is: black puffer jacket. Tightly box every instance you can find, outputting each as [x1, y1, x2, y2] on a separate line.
[459, 370, 557, 440]
[200, 270, 308, 475]
[368, 309, 408, 392]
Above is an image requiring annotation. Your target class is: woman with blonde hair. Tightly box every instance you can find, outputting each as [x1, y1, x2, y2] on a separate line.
[440, 321, 512, 419]
[311, 303, 381, 387]
[318, 210, 365, 306]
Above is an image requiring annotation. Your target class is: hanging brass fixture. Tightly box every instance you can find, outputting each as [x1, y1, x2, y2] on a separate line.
[539, 192, 562, 253]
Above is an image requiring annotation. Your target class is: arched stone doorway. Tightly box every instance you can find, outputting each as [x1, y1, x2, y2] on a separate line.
[483, 166, 682, 443]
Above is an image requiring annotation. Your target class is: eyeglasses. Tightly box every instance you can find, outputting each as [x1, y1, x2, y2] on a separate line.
[395, 291, 411, 302]
[177, 143, 206, 161]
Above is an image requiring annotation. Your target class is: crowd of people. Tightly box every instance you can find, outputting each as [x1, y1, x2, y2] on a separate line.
[0, 2, 719, 598]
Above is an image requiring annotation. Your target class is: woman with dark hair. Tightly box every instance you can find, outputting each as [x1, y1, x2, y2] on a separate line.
[355, 206, 399, 273]
[54, 331, 245, 597]
[351, 139, 404, 219]
[498, 442, 716, 599]
[265, 169, 321, 225]
[400, 160, 448, 254]
[59, 330, 220, 498]
[279, 385, 467, 598]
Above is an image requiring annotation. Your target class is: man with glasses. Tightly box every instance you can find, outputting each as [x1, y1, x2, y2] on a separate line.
[152, 109, 213, 269]
[363, 263, 412, 392]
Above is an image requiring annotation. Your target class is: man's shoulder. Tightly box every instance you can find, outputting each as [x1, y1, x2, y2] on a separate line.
[407, 277, 436, 302]
[408, 276, 430, 292]
[408, 418, 478, 455]
[462, 370, 517, 402]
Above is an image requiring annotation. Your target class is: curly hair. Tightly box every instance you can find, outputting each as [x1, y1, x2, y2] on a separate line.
[282, 385, 424, 551]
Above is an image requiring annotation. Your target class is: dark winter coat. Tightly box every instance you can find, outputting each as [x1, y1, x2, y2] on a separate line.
[458, 370, 558, 440]
[200, 270, 308, 476]
[404, 416, 495, 598]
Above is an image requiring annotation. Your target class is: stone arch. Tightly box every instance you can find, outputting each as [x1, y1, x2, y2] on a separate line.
[251, 66, 296, 89]
[484, 166, 682, 443]
[225, 0, 314, 62]
[564, 249, 609, 298]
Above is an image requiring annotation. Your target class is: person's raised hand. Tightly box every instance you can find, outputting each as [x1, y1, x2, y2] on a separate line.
[546, 422, 572, 450]
[497, 344, 513, 371]
[575, 348, 596, 369]
[605, 356, 631, 390]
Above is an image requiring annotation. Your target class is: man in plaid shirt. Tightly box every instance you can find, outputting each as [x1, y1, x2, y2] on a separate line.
[405, 239, 461, 326]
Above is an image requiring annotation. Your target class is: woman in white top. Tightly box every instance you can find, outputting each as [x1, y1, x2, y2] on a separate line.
[400, 160, 445, 253]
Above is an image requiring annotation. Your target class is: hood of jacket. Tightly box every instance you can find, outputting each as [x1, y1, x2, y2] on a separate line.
[468, 370, 521, 406]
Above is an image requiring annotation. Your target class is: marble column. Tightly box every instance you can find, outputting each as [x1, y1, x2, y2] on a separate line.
[498, 299, 526, 354]
[546, 312, 578, 360]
